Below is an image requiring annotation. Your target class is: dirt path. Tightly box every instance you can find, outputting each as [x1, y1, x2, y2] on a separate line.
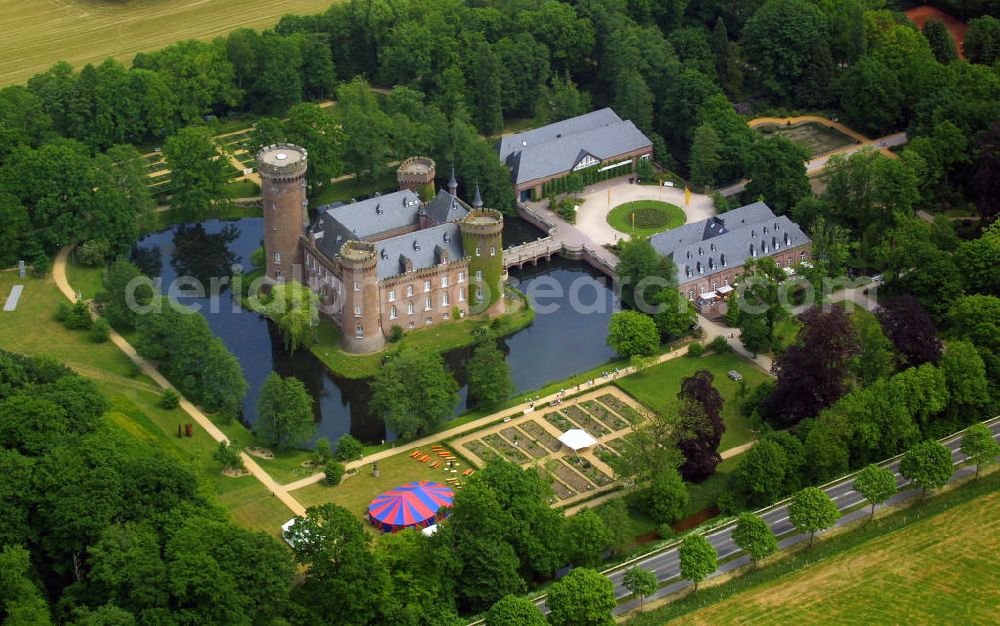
[53, 247, 306, 517]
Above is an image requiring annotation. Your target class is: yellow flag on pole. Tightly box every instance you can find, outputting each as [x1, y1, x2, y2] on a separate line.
[684, 186, 691, 207]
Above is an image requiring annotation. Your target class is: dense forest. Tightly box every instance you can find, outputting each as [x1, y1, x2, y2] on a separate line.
[1, 0, 999, 623]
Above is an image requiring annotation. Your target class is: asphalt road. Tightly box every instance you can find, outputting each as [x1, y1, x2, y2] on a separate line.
[603, 416, 1000, 615]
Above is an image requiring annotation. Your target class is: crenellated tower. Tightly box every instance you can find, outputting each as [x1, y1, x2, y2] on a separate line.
[396, 156, 437, 201]
[460, 208, 505, 316]
[258, 144, 308, 284]
[338, 241, 385, 353]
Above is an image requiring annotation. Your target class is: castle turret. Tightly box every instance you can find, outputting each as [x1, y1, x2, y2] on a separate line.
[448, 165, 458, 197]
[460, 209, 505, 316]
[472, 183, 483, 208]
[257, 144, 308, 284]
[396, 156, 436, 201]
[338, 241, 385, 353]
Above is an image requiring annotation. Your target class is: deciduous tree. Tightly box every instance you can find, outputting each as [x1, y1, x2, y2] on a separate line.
[878, 296, 942, 367]
[732, 512, 777, 567]
[254, 372, 316, 449]
[370, 349, 458, 439]
[788, 487, 839, 547]
[467, 340, 513, 409]
[852, 464, 897, 519]
[900, 440, 953, 497]
[960, 423, 1000, 480]
[485, 595, 546, 626]
[745, 135, 810, 214]
[623, 566, 657, 611]
[163, 126, 230, 222]
[546, 567, 616, 626]
[678, 534, 717, 591]
[563, 508, 612, 568]
[607, 311, 660, 358]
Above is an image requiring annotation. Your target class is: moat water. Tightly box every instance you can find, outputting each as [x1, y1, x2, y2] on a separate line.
[134, 217, 618, 444]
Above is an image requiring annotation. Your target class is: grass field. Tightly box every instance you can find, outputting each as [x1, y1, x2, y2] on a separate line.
[616, 351, 771, 451]
[291, 445, 465, 528]
[0, 269, 306, 533]
[607, 200, 686, 237]
[0, 0, 340, 87]
[658, 477, 1000, 625]
[756, 122, 857, 157]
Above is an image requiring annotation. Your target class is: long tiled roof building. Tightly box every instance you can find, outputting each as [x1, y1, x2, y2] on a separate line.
[498, 108, 653, 201]
[650, 202, 812, 303]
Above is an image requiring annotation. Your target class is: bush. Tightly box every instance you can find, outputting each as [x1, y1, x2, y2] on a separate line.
[313, 437, 333, 464]
[388, 325, 404, 343]
[708, 335, 731, 353]
[89, 318, 110, 343]
[212, 441, 245, 471]
[54, 302, 71, 322]
[687, 342, 705, 357]
[78, 239, 111, 266]
[657, 522, 674, 539]
[324, 461, 346, 485]
[335, 434, 364, 461]
[160, 388, 181, 409]
[62, 300, 94, 330]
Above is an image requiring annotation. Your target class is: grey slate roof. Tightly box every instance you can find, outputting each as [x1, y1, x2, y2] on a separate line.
[313, 189, 422, 244]
[650, 202, 811, 285]
[498, 108, 653, 185]
[374, 224, 464, 280]
[422, 189, 469, 225]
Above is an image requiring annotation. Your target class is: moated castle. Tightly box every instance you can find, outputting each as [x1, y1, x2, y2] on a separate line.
[257, 145, 504, 354]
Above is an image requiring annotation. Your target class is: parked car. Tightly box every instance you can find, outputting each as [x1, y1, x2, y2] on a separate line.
[727, 370, 743, 382]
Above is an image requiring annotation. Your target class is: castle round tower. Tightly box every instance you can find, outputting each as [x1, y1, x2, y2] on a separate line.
[257, 144, 308, 284]
[396, 156, 436, 201]
[460, 208, 505, 316]
[338, 241, 385, 353]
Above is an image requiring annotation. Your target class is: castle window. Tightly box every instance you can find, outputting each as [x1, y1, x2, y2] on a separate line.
[426, 318, 433, 325]
[355, 324, 363, 338]
[724, 278, 729, 286]
[389, 306, 397, 320]
[388, 289, 396, 302]
[700, 285, 706, 294]
[424, 280, 431, 292]
[354, 305, 362, 317]
[353, 281, 359, 292]
[273, 252, 281, 263]
[425, 297, 432, 311]
[441, 275, 449, 288]
[408, 321, 415, 329]
[476, 288, 484, 301]
[407, 301, 414, 315]
[458, 271, 465, 283]
[275, 269, 282, 280]
[442, 292, 450, 306]
[475, 246, 481, 256]
[475, 270, 483, 280]
[490, 245, 496, 256]
[442, 312, 450, 320]
[713, 282, 718, 290]
[800, 251, 807, 261]
[688, 290, 695, 300]
[458, 288, 465, 302]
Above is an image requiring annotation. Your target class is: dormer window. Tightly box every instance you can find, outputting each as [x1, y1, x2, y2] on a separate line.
[784, 233, 790, 245]
[763, 226, 768, 234]
[750, 243, 757, 258]
[375, 204, 383, 215]
[380, 249, 388, 259]
[413, 240, 421, 251]
[443, 232, 451, 243]
[710, 243, 716, 252]
[721, 254, 727, 267]
[686, 251, 691, 259]
[697, 261, 703, 274]
[698, 247, 703, 256]
[772, 236, 777, 249]
[708, 258, 714, 270]
[751, 229, 756, 238]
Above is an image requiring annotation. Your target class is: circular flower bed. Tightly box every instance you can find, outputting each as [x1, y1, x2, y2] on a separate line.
[607, 200, 685, 236]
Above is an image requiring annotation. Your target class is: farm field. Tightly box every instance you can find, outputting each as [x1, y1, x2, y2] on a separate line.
[0, 0, 339, 87]
[665, 482, 1000, 625]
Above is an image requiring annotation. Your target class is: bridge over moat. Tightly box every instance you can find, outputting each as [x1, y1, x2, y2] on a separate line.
[502, 203, 619, 278]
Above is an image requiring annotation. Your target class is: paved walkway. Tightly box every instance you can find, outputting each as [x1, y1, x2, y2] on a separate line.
[563, 178, 715, 246]
[517, 201, 621, 272]
[52, 247, 307, 517]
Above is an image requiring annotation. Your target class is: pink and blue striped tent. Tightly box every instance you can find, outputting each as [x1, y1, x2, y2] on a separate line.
[367, 481, 455, 532]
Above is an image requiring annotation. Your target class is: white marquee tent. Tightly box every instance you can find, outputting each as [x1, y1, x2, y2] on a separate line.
[558, 428, 598, 451]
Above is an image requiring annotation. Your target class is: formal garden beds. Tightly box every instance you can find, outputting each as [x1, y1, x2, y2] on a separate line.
[604, 434, 630, 455]
[546, 459, 595, 493]
[581, 399, 629, 431]
[521, 420, 563, 452]
[548, 476, 577, 500]
[500, 426, 548, 459]
[598, 393, 646, 425]
[483, 433, 533, 464]
[543, 410, 576, 433]
[564, 455, 614, 487]
[464, 439, 500, 463]
[562, 404, 611, 437]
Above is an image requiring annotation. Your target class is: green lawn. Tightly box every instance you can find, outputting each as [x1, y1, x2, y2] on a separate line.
[607, 200, 686, 237]
[291, 445, 465, 527]
[310, 289, 534, 379]
[225, 179, 261, 199]
[0, 270, 310, 529]
[772, 316, 801, 351]
[632, 472, 1000, 625]
[615, 352, 771, 451]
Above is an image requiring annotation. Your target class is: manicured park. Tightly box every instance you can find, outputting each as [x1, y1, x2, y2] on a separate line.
[606, 200, 686, 236]
[616, 351, 770, 451]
